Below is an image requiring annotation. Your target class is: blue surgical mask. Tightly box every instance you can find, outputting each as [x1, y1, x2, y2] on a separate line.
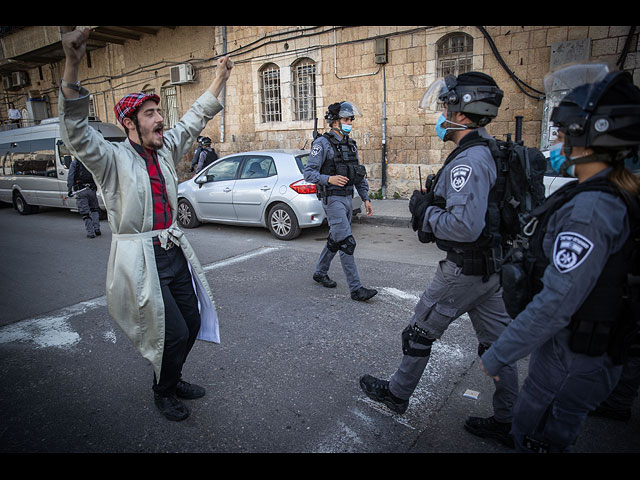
[341, 123, 352, 134]
[549, 142, 576, 177]
[435, 114, 448, 141]
[549, 142, 565, 173]
[435, 113, 467, 141]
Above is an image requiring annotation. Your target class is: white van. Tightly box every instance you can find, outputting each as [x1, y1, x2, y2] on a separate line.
[0, 117, 125, 214]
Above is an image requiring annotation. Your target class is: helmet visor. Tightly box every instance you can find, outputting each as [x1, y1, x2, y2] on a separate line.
[338, 102, 361, 118]
[543, 63, 610, 95]
[419, 78, 449, 113]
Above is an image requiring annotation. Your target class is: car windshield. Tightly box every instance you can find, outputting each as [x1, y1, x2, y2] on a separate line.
[295, 154, 309, 174]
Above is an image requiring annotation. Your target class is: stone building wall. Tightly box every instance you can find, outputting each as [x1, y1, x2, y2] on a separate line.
[1, 25, 637, 193]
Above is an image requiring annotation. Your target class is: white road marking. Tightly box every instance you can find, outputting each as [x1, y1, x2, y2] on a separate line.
[0, 246, 281, 349]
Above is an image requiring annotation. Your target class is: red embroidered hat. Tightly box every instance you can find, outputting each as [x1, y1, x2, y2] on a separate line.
[114, 92, 160, 126]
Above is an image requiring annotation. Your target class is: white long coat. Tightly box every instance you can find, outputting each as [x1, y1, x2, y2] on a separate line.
[58, 88, 222, 380]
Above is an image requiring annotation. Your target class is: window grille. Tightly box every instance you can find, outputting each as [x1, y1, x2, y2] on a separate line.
[292, 59, 316, 121]
[260, 64, 282, 123]
[161, 85, 178, 129]
[437, 33, 473, 77]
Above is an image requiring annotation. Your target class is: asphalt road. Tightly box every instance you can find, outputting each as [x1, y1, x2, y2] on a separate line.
[1, 205, 638, 455]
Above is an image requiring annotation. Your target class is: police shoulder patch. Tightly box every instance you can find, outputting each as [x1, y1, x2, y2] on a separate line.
[552, 231, 594, 273]
[450, 164, 472, 192]
[311, 144, 322, 157]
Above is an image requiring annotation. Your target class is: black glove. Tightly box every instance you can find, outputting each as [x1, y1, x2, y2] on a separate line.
[409, 190, 433, 231]
[68, 190, 74, 198]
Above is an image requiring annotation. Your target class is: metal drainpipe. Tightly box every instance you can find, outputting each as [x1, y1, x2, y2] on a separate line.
[220, 26, 227, 143]
[381, 65, 387, 198]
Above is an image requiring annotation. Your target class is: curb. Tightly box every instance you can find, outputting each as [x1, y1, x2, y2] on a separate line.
[353, 214, 411, 228]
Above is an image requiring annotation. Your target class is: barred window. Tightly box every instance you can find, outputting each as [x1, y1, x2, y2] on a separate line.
[292, 59, 316, 121]
[437, 33, 473, 77]
[260, 63, 282, 123]
[161, 84, 178, 129]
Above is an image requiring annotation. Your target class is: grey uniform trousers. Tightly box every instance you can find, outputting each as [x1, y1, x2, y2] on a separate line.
[315, 194, 362, 292]
[76, 187, 100, 235]
[389, 258, 518, 423]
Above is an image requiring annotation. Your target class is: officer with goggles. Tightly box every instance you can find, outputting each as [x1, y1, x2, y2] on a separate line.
[303, 101, 377, 302]
[480, 63, 640, 453]
[360, 72, 519, 448]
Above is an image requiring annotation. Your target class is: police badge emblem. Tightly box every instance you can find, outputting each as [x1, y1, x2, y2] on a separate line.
[311, 144, 322, 157]
[553, 232, 594, 273]
[451, 165, 472, 192]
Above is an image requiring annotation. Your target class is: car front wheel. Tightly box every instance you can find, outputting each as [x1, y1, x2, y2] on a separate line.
[177, 199, 201, 228]
[267, 203, 301, 240]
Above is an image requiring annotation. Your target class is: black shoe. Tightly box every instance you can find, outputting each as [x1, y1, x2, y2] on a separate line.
[464, 416, 515, 449]
[87, 233, 96, 238]
[95, 229, 101, 236]
[313, 272, 337, 288]
[351, 287, 377, 301]
[359, 374, 408, 414]
[176, 379, 206, 399]
[589, 402, 632, 422]
[154, 394, 190, 421]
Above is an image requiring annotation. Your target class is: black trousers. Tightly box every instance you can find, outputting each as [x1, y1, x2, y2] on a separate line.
[152, 243, 201, 396]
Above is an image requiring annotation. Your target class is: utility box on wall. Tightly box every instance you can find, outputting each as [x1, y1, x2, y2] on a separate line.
[375, 38, 388, 64]
[540, 38, 591, 151]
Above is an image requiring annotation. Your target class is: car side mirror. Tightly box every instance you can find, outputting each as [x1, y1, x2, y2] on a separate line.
[195, 175, 208, 188]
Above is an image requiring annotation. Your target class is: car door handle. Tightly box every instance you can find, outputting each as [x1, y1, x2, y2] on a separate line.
[260, 186, 271, 191]
[224, 187, 232, 192]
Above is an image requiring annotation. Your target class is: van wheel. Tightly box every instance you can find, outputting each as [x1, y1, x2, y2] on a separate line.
[13, 192, 38, 215]
[267, 203, 301, 240]
[177, 199, 200, 228]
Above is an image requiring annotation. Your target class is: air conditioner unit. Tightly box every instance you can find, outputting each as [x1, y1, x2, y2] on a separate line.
[170, 63, 194, 85]
[11, 71, 29, 87]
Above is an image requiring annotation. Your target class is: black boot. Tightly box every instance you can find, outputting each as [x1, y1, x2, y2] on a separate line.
[154, 394, 190, 421]
[313, 272, 337, 288]
[464, 416, 514, 448]
[176, 379, 206, 399]
[359, 374, 408, 414]
[351, 287, 377, 301]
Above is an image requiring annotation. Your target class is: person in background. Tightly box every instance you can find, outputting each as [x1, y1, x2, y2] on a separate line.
[67, 158, 101, 238]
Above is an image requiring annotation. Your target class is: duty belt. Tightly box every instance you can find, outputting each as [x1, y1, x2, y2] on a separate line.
[446, 250, 498, 278]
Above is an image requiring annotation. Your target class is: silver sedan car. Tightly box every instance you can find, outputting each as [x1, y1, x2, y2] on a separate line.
[177, 149, 362, 240]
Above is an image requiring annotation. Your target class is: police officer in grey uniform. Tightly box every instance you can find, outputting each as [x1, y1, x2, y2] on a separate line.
[303, 101, 377, 301]
[67, 158, 101, 238]
[480, 64, 640, 452]
[360, 72, 519, 448]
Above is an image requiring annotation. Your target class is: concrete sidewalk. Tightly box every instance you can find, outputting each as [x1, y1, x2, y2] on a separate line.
[354, 198, 412, 228]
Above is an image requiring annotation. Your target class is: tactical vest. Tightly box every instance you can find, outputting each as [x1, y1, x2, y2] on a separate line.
[74, 160, 96, 187]
[201, 148, 218, 170]
[431, 132, 504, 276]
[503, 177, 638, 364]
[319, 132, 366, 196]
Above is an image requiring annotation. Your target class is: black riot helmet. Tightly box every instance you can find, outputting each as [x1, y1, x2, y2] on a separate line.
[324, 101, 360, 122]
[548, 67, 640, 152]
[420, 71, 504, 126]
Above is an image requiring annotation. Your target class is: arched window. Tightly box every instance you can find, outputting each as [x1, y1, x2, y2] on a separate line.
[436, 33, 473, 77]
[291, 58, 316, 121]
[260, 63, 282, 122]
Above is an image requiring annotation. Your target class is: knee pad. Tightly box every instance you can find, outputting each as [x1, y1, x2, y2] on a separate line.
[327, 235, 356, 255]
[402, 324, 435, 357]
[326, 236, 340, 253]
